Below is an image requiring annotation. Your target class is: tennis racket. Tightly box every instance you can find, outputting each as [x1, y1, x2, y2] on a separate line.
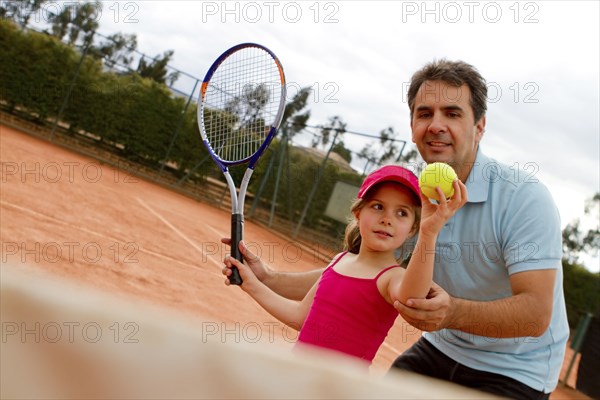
[198, 43, 286, 285]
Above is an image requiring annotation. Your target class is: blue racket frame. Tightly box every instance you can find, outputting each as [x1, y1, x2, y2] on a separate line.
[197, 43, 286, 285]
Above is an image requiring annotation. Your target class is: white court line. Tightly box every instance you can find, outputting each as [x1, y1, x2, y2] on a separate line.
[205, 223, 226, 238]
[0, 199, 124, 243]
[136, 198, 223, 271]
[381, 341, 403, 356]
[0, 199, 205, 273]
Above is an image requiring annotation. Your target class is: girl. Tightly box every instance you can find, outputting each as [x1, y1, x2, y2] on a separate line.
[223, 165, 467, 363]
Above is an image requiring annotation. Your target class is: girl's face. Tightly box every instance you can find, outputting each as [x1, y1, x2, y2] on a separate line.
[354, 182, 418, 254]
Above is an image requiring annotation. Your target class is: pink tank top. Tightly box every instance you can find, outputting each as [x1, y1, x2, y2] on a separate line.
[297, 252, 400, 362]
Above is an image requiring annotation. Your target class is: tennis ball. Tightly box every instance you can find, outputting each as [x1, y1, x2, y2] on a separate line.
[418, 163, 458, 201]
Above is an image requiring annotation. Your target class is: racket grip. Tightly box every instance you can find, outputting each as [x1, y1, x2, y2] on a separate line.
[229, 213, 244, 285]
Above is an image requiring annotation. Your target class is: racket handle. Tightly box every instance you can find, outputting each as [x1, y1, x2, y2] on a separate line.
[229, 213, 244, 285]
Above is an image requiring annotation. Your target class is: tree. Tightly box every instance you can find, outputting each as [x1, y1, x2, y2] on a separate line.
[68, 1, 101, 47]
[249, 86, 312, 215]
[136, 50, 179, 85]
[332, 141, 352, 163]
[562, 260, 600, 327]
[1, 0, 47, 28]
[398, 147, 419, 163]
[281, 87, 311, 138]
[48, 1, 101, 48]
[224, 83, 272, 132]
[376, 127, 401, 164]
[49, 5, 71, 39]
[310, 116, 354, 163]
[90, 32, 138, 69]
[358, 126, 412, 172]
[563, 192, 600, 264]
[561, 192, 599, 328]
[312, 116, 346, 149]
[0, 3, 11, 20]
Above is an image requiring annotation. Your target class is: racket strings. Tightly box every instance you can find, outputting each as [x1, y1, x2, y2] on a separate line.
[203, 47, 284, 163]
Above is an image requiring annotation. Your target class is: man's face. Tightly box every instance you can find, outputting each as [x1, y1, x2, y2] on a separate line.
[411, 80, 485, 181]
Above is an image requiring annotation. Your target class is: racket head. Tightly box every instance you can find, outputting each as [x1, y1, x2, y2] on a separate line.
[198, 43, 287, 170]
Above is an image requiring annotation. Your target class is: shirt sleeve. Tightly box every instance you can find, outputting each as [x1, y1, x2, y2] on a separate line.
[501, 180, 563, 275]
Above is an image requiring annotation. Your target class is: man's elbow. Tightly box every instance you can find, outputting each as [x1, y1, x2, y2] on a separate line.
[528, 306, 553, 337]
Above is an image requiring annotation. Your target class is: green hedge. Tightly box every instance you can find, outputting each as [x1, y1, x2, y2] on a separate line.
[563, 261, 600, 329]
[0, 20, 206, 172]
[0, 19, 360, 233]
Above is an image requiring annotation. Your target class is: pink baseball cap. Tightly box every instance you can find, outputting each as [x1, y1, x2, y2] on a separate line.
[358, 165, 421, 204]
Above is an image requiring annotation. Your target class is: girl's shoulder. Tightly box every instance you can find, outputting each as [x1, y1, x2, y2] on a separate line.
[325, 251, 349, 269]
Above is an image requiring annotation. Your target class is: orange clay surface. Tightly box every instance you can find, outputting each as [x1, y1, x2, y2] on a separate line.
[0, 125, 586, 398]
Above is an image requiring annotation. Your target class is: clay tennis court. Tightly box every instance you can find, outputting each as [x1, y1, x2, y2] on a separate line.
[0, 123, 586, 398]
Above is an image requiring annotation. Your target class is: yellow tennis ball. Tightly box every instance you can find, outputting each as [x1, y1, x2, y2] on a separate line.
[418, 163, 458, 201]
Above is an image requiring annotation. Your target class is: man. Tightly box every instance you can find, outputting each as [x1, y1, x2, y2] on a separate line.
[223, 60, 569, 399]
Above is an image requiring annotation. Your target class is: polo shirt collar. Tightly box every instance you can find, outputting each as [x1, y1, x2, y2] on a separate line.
[465, 147, 491, 203]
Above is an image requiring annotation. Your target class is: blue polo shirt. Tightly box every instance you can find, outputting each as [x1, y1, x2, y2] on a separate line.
[407, 148, 569, 393]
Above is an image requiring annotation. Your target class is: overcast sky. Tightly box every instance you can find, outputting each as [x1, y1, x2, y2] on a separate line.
[39, 1, 600, 267]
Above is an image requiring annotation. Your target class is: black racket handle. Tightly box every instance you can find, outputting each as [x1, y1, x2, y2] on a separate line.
[229, 213, 244, 285]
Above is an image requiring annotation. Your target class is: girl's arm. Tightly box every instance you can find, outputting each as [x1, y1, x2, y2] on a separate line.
[394, 231, 438, 303]
[225, 251, 319, 330]
[389, 180, 468, 304]
[221, 238, 323, 300]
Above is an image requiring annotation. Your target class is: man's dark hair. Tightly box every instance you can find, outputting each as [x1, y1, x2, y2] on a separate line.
[407, 59, 488, 122]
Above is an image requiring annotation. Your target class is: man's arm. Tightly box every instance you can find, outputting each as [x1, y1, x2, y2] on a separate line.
[395, 268, 556, 337]
[396, 169, 563, 338]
